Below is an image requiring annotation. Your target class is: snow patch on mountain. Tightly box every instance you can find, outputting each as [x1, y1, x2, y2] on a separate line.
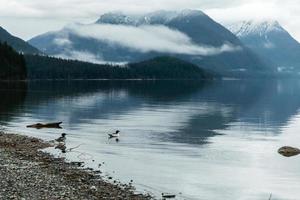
[96, 9, 205, 26]
[227, 20, 285, 37]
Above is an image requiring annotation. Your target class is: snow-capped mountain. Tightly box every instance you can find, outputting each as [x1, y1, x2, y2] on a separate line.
[227, 20, 300, 71]
[96, 10, 204, 26]
[28, 10, 272, 75]
[228, 20, 285, 38]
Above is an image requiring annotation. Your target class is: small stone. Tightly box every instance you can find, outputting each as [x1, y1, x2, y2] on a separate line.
[278, 146, 300, 157]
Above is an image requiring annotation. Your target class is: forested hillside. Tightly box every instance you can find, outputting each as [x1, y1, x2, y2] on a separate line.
[25, 55, 214, 80]
[0, 27, 40, 54]
[0, 42, 27, 79]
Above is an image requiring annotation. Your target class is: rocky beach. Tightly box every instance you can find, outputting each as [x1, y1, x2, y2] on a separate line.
[0, 132, 151, 200]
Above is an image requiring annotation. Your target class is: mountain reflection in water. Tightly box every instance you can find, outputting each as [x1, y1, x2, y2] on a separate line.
[1, 80, 300, 199]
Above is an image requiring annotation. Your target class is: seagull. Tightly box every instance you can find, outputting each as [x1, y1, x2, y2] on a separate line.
[108, 130, 120, 138]
[55, 133, 67, 143]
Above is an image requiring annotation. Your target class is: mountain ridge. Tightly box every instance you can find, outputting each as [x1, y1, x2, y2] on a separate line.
[95, 10, 205, 25]
[228, 20, 286, 38]
[28, 9, 272, 76]
[227, 20, 300, 71]
[0, 26, 40, 54]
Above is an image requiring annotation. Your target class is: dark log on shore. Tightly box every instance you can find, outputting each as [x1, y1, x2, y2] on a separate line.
[162, 193, 176, 199]
[26, 122, 62, 129]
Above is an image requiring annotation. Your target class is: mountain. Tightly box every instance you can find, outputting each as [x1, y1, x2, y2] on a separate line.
[25, 55, 214, 80]
[95, 10, 236, 45]
[128, 56, 215, 79]
[227, 20, 300, 72]
[0, 42, 27, 79]
[0, 26, 40, 54]
[28, 10, 271, 76]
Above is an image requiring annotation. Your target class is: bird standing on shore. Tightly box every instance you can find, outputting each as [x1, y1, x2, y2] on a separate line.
[108, 130, 120, 138]
[55, 133, 67, 143]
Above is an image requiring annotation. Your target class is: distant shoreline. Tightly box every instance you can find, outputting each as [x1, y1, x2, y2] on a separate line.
[0, 132, 151, 199]
[0, 78, 215, 82]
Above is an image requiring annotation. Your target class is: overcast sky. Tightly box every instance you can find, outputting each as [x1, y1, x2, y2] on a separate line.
[0, 0, 299, 41]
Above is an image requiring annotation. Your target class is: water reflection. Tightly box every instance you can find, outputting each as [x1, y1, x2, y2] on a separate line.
[0, 82, 27, 126]
[1, 80, 300, 199]
[3, 80, 300, 144]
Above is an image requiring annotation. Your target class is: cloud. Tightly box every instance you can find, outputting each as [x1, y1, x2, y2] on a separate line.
[53, 38, 72, 46]
[54, 50, 127, 65]
[54, 50, 102, 64]
[263, 42, 275, 49]
[1, 0, 300, 42]
[66, 23, 240, 56]
[0, 0, 238, 18]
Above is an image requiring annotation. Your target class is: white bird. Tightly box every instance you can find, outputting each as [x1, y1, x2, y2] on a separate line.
[108, 130, 120, 138]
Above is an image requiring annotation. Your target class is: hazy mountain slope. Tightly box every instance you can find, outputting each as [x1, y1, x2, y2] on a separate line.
[0, 26, 40, 54]
[227, 20, 300, 71]
[29, 10, 271, 75]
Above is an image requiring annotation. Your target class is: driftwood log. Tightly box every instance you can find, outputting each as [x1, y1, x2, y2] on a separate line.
[27, 122, 63, 129]
[162, 193, 176, 199]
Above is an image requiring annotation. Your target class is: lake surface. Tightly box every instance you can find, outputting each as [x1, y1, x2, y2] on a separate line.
[1, 80, 300, 200]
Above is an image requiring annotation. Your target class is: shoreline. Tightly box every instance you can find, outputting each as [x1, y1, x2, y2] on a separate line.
[0, 132, 152, 200]
[0, 78, 214, 82]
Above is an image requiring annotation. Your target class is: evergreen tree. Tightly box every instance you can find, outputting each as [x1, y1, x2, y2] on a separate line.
[0, 42, 27, 80]
[25, 55, 214, 80]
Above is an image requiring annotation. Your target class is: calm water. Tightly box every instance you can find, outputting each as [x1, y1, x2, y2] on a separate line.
[1, 80, 300, 200]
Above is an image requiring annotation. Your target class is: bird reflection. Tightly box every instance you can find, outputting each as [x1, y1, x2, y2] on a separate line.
[55, 143, 67, 153]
